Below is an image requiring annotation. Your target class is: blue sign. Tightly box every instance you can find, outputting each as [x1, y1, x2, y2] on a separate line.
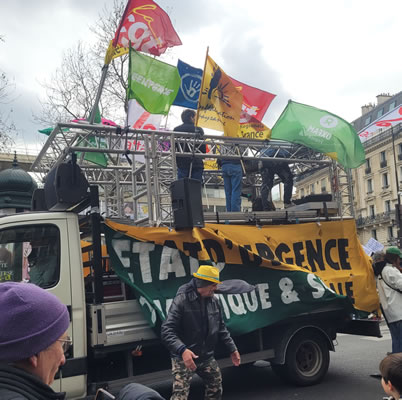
[173, 59, 203, 109]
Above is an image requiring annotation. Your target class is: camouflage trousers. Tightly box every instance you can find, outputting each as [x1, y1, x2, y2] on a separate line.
[170, 357, 222, 400]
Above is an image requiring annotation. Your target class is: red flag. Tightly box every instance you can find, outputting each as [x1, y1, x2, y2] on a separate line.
[229, 77, 276, 123]
[105, 0, 182, 64]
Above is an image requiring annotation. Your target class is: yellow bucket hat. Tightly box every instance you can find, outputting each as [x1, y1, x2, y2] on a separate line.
[193, 265, 221, 284]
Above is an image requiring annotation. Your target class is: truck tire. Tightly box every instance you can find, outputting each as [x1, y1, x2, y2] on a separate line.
[271, 330, 330, 386]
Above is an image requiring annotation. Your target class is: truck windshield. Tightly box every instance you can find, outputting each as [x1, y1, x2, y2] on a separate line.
[0, 224, 60, 289]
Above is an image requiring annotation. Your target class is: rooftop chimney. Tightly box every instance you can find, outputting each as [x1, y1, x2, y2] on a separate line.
[361, 103, 375, 116]
[376, 93, 392, 106]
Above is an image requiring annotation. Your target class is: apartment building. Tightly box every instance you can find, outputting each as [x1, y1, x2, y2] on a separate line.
[296, 92, 402, 247]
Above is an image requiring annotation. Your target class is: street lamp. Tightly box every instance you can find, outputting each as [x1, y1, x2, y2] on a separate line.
[391, 125, 402, 246]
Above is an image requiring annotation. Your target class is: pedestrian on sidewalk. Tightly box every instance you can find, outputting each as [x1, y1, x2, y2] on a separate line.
[376, 247, 402, 354]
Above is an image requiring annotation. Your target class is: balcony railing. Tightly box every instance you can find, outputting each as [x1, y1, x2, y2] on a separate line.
[380, 160, 388, 168]
[365, 167, 371, 174]
[356, 210, 395, 227]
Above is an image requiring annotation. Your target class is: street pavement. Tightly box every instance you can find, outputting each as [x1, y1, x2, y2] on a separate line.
[152, 323, 391, 400]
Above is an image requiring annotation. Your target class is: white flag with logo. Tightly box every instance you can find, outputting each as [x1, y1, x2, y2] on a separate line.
[126, 99, 162, 163]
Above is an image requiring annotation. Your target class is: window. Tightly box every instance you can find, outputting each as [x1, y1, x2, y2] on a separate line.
[300, 188, 305, 198]
[310, 183, 315, 194]
[382, 173, 389, 188]
[388, 226, 394, 239]
[364, 116, 371, 126]
[377, 108, 384, 119]
[385, 200, 391, 213]
[0, 224, 60, 288]
[367, 179, 373, 193]
[365, 158, 371, 174]
[389, 101, 396, 111]
[371, 229, 377, 240]
[369, 205, 375, 217]
[380, 151, 387, 168]
[399, 143, 402, 155]
[321, 179, 326, 193]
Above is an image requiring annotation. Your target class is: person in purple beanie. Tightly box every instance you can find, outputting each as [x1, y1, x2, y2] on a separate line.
[0, 282, 70, 400]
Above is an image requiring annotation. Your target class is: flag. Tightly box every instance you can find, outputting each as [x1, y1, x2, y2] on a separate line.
[196, 55, 243, 137]
[75, 107, 108, 167]
[271, 100, 365, 169]
[126, 99, 162, 162]
[38, 127, 69, 135]
[127, 48, 181, 115]
[173, 59, 203, 109]
[230, 77, 276, 140]
[105, 0, 182, 64]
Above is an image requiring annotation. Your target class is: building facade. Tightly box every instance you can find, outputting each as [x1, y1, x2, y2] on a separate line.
[296, 91, 402, 247]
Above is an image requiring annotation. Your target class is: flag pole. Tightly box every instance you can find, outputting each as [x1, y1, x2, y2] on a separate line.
[195, 46, 209, 127]
[89, 64, 109, 123]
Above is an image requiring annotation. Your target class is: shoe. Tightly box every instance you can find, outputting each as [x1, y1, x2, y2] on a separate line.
[284, 202, 296, 209]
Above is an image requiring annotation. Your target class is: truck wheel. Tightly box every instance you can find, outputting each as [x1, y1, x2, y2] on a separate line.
[271, 330, 330, 386]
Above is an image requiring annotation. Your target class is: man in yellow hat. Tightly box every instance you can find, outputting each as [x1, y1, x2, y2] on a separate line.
[161, 265, 240, 400]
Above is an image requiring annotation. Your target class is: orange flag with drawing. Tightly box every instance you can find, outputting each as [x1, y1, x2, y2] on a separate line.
[195, 55, 243, 137]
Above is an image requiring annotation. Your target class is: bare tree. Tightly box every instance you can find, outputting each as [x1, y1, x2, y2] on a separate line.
[0, 36, 16, 151]
[35, 0, 129, 127]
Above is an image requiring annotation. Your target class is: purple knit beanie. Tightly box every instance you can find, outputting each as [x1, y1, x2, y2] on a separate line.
[0, 282, 70, 362]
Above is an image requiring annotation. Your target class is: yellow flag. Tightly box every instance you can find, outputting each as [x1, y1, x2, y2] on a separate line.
[237, 121, 271, 140]
[196, 56, 243, 137]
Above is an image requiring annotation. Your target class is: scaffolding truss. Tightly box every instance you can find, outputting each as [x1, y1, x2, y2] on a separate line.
[32, 122, 345, 226]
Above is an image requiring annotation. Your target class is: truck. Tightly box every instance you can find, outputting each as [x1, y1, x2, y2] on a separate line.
[0, 125, 381, 399]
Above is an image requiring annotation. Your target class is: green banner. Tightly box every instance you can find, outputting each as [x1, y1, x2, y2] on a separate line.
[271, 100, 365, 169]
[128, 48, 181, 115]
[104, 225, 354, 336]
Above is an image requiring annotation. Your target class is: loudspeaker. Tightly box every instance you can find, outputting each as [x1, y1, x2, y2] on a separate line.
[31, 188, 47, 211]
[171, 178, 204, 230]
[44, 162, 90, 211]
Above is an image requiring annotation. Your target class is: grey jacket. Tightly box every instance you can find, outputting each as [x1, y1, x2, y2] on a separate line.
[161, 279, 237, 361]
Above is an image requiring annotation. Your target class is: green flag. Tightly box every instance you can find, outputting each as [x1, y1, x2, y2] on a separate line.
[127, 48, 181, 115]
[76, 106, 108, 167]
[38, 127, 69, 135]
[271, 100, 365, 168]
[77, 136, 108, 167]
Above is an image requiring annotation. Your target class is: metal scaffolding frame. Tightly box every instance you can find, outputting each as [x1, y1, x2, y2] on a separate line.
[31, 122, 345, 226]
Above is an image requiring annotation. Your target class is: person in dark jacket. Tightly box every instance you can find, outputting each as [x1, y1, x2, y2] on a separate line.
[0, 282, 166, 400]
[0, 282, 70, 400]
[161, 265, 240, 400]
[260, 146, 294, 209]
[174, 109, 206, 181]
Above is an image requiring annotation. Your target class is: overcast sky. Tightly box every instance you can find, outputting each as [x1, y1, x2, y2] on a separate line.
[1, 0, 402, 154]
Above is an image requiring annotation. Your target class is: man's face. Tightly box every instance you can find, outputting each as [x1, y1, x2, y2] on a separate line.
[197, 283, 218, 298]
[35, 332, 67, 385]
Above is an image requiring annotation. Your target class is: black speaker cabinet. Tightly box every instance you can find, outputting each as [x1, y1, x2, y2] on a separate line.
[31, 188, 47, 211]
[171, 178, 204, 230]
[44, 162, 90, 211]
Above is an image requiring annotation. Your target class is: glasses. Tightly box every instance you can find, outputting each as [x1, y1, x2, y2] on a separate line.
[57, 336, 72, 353]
